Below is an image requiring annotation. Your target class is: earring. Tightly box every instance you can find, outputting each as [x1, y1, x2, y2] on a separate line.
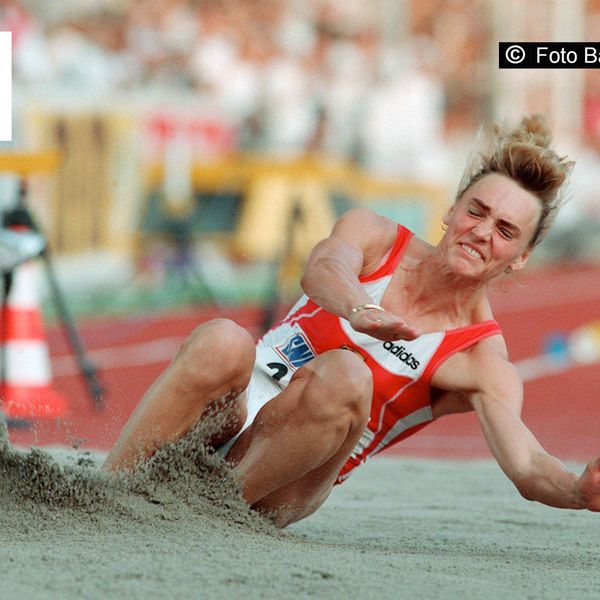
[441, 222, 448, 231]
[504, 266, 513, 274]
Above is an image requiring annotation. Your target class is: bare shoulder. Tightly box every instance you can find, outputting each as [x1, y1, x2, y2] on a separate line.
[466, 336, 523, 411]
[433, 333, 523, 411]
[331, 208, 402, 271]
[333, 208, 397, 240]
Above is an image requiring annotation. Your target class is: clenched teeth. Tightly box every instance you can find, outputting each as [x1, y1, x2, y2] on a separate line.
[461, 244, 483, 260]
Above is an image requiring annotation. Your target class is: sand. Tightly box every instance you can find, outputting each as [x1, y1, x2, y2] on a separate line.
[0, 419, 599, 600]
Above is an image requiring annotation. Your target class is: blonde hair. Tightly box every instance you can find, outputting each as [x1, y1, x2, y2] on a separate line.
[456, 115, 574, 248]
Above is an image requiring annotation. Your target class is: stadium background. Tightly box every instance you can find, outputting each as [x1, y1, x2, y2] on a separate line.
[1, 0, 600, 461]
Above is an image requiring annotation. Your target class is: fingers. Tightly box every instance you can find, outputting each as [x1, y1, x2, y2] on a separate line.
[378, 324, 422, 341]
[353, 317, 422, 341]
[578, 458, 600, 511]
[398, 326, 423, 341]
[375, 321, 421, 340]
[349, 308, 423, 341]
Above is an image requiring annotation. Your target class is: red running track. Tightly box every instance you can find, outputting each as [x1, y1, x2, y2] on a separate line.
[7, 263, 600, 464]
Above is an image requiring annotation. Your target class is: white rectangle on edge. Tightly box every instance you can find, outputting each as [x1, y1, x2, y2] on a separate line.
[0, 32, 11, 141]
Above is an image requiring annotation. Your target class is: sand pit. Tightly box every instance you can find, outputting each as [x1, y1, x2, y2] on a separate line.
[1, 420, 599, 599]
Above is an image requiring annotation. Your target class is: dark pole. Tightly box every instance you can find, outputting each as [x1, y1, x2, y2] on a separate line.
[3, 180, 104, 408]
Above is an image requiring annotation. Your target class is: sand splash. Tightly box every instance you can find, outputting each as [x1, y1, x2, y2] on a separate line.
[0, 415, 278, 536]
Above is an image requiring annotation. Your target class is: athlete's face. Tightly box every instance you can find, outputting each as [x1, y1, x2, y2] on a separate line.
[440, 173, 541, 280]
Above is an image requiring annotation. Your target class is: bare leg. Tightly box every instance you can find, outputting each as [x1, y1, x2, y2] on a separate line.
[103, 319, 255, 471]
[226, 349, 372, 527]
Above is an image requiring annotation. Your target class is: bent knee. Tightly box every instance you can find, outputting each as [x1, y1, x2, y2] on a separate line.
[310, 348, 372, 397]
[297, 349, 372, 425]
[175, 318, 255, 384]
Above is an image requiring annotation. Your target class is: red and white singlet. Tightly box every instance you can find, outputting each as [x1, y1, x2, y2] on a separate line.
[254, 224, 501, 483]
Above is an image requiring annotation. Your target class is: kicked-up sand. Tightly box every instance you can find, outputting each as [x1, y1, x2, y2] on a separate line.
[0, 419, 599, 600]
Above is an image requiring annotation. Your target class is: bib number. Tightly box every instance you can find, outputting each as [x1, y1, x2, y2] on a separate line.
[267, 362, 289, 382]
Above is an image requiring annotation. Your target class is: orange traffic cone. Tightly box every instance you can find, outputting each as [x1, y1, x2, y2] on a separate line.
[0, 260, 68, 419]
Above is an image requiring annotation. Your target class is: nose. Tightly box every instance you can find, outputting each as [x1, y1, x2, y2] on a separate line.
[472, 218, 493, 240]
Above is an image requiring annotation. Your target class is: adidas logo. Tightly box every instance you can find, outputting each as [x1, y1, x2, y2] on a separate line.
[382, 341, 420, 370]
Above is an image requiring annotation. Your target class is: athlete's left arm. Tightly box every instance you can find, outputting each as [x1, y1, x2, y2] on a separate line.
[469, 351, 600, 511]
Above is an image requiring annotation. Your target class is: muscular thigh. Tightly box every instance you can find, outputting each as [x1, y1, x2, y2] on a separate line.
[250, 417, 369, 527]
[229, 350, 372, 525]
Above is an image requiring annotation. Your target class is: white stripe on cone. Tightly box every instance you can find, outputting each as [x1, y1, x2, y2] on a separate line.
[3, 340, 52, 385]
[5, 262, 41, 310]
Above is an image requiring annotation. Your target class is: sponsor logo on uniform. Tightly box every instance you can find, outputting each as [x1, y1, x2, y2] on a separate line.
[382, 341, 420, 370]
[276, 332, 315, 368]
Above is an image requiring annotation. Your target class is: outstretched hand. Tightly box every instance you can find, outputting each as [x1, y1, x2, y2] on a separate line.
[579, 458, 600, 511]
[349, 307, 422, 342]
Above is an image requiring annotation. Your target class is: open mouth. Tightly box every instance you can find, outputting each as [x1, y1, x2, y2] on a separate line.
[460, 243, 483, 261]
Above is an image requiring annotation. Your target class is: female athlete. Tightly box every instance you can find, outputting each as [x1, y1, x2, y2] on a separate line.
[104, 115, 600, 527]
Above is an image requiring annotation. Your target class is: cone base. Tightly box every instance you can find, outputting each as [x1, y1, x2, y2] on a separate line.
[1, 385, 68, 419]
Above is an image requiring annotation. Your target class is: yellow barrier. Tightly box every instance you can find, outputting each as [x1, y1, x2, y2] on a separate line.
[0, 151, 61, 174]
[0, 144, 448, 261]
[24, 111, 136, 254]
[12, 109, 450, 259]
[144, 154, 449, 259]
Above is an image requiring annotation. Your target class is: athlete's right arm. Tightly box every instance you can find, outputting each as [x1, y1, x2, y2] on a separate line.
[300, 208, 421, 341]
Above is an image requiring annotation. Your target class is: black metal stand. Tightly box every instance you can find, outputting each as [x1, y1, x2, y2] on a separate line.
[1, 186, 104, 411]
[166, 218, 221, 307]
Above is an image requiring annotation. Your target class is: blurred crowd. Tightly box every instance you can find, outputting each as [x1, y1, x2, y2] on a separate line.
[2, 0, 600, 263]
[1, 0, 493, 181]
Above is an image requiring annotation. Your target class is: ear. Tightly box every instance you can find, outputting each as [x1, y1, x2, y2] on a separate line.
[442, 203, 456, 225]
[509, 249, 531, 272]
